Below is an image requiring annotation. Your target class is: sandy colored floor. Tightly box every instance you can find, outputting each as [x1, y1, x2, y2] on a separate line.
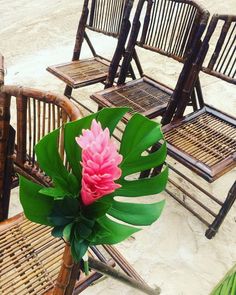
[1, 1, 236, 294]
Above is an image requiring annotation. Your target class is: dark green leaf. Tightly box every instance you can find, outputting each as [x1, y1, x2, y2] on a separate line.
[48, 198, 80, 226]
[19, 176, 54, 226]
[83, 198, 112, 219]
[48, 215, 70, 226]
[91, 215, 140, 245]
[35, 128, 79, 196]
[121, 142, 167, 176]
[70, 233, 89, 262]
[120, 113, 164, 161]
[116, 166, 168, 197]
[96, 107, 129, 134]
[63, 223, 73, 241]
[77, 223, 93, 239]
[108, 199, 165, 226]
[52, 226, 65, 238]
[39, 187, 70, 199]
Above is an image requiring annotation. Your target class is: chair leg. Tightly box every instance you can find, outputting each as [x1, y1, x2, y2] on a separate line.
[139, 145, 158, 179]
[151, 164, 164, 177]
[195, 77, 204, 109]
[64, 85, 73, 98]
[205, 181, 236, 239]
[189, 88, 198, 111]
[0, 126, 15, 221]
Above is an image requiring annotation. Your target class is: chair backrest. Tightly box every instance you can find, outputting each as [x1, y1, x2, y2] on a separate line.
[0, 81, 81, 220]
[173, 14, 236, 118]
[73, 0, 133, 60]
[201, 14, 236, 84]
[87, 0, 127, 37]
[117, 0, 209, 84]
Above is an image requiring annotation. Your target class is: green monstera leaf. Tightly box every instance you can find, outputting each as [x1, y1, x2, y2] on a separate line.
[20, 108, 168, 262]
[20, 176, 55, 226]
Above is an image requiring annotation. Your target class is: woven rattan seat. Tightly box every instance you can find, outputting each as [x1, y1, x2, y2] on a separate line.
[91, 77, 172, 118]
[0, 214, 64, 295]
[0, 214, 115, 295]
[47, 58, 111, 88]
[164, 107, 236, 182]
[91, 0, 209, 120]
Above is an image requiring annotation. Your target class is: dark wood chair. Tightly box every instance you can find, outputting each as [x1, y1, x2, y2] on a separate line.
[91, 0, 209, 121]
[0, 56, 147, 294]
[161, 14, 236, 238]
[47, 0, 135, 111]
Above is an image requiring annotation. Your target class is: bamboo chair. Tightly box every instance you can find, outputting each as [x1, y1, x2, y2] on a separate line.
[0, 88, 145, 295]
[0, 56, 147, 294]
[160, 14, 236, 238]
[0, 84, 81, 221]
[47, 0, 134, 111]
[91, 0, 209, 121]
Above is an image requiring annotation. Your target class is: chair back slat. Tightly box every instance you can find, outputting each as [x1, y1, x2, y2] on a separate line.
[87, 0, 127, 37]
[73, 0, 133, 63]
[16, 95, 27, 164]
[0, 54, 4, 86]
[0, 91, 11, 221]
[1, 85, 81, 189]
[137, 0, 205, 62]
[118, 0, 208, 86]
[202, 15, 236, 84]
[172, 14, 236, 120]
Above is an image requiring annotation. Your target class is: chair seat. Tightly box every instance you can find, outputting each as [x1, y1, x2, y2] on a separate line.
[91, 77, 172, 119]
[0, 214, 109, 295]
[163, 106, 236, 182]
[47, 57, 111, 88]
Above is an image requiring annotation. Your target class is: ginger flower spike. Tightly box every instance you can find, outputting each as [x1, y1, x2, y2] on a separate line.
[76, 119, 122, 206]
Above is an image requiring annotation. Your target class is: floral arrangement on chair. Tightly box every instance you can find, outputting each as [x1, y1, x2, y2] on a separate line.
[20, 108, 168, 268]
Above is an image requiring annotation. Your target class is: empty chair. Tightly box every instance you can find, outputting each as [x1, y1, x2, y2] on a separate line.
[47, 0, 134, 110]
[91, 0, 209, 120]
[161, 14, 236, 238]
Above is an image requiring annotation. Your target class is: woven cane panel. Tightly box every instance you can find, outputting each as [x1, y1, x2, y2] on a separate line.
[165, 113, 236, 167]
[0, 218, 64, 295]
[103, 81, 170, 113]
[49, 59, 109, 87]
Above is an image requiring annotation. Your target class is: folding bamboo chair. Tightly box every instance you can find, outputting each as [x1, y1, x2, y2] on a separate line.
[91, 0, 209, 121]
[0, 56, 146, 294]
[47, 0, 135, 112]
[160, 14, 236, 238]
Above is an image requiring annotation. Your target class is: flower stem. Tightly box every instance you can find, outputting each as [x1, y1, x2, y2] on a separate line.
[83, 251, 89, 275]
[88, 257, 161, 295]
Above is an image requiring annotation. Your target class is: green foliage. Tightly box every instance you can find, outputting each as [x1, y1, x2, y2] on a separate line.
[20, 108, 168, 263]
[210, 264, 236, 295]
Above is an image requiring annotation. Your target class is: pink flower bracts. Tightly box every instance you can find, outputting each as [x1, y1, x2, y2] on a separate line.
[76, 119, 123, 206]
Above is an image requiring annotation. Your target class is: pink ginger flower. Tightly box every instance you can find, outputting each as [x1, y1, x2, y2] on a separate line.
[76, 119, 123, 206]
